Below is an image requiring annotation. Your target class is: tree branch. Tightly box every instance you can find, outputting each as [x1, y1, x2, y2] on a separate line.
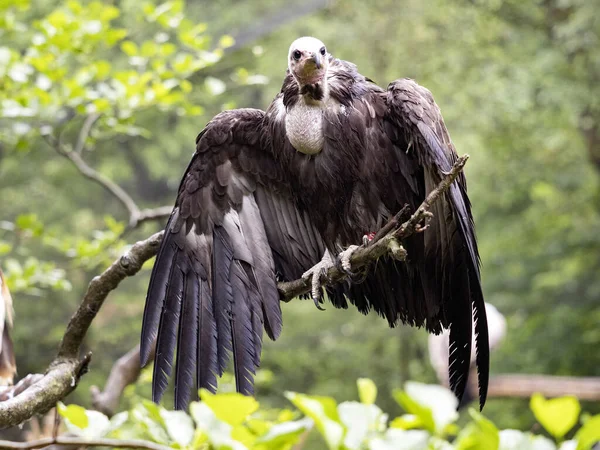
[0, 436, 172, 450]
[0, 155, 469, 427]
[57, 232, 164, 359]
[43, 116, 172, 229]
[0, 233, 163, 427]
[90, 344, 153, 416]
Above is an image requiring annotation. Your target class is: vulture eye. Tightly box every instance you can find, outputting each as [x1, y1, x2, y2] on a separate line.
[292, 50, 302, 61]
[320, 47, 326, 56]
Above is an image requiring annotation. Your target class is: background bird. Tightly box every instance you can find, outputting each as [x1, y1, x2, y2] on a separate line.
[141, 36, 489, 410]
[0, 269, 17, 387]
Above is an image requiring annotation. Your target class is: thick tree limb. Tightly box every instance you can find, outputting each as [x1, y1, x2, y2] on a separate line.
[0, 155, 469, 427]
[0, 233, 162, 427]
[57, 232, 164, 359]
[0, 436, 171, 450]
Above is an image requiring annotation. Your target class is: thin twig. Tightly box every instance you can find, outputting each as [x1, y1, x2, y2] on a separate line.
[0, 436, 172, 450]
[74, 113, 101, 154]
[133, 206, 173, 228]
[42, 116, 173, 228]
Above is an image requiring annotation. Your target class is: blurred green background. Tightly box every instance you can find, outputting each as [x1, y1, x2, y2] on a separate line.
[1, 0, 599, 435]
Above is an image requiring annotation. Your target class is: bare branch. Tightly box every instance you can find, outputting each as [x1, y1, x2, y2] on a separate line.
[44, 115, 172, 228]
[0, 355, 91, 429]
[132, 206, 173, 228]
[0, 156, 469, 427]
[58, 232, 163, 359]
[56, 148, 141, 226]
[0, 233, 162, 427]
[90, 344, 154, 416]
[0, 436, 172, 450]
[74, 113, 101, 154]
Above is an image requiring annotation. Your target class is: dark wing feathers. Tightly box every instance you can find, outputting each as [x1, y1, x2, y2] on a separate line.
[386, 78, 489, 408]
[141, 109, 328, 408]
[142, 66, 488, 410]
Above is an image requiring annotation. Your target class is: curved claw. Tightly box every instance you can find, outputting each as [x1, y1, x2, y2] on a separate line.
[303, 252, 334, 311]
[338, 245, 360, 277]
[313, 296, 326, 310]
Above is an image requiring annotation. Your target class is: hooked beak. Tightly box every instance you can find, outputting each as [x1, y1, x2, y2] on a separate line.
[311, 52, 322, 70]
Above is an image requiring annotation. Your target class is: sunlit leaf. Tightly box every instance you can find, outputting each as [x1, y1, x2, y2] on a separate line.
[200, 389, 259, 426]
[575, 414, 600, 450]
[285, 391, 344, 450]
[530, 394, 580, 440]
[357, 378, 377, 405]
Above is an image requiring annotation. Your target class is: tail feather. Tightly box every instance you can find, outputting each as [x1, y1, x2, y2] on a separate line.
[230, 261, 257, 395]
[197, 278, 218, 394]
[174, 268, 198, 410]
[141, 213, 178, 366]
[212, 226, 235, 376]
[449, 183, 489, 408]
[152, 247, 185, 403]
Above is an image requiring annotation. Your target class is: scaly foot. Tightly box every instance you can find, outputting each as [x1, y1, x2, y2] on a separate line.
[302, 251, 335, 310]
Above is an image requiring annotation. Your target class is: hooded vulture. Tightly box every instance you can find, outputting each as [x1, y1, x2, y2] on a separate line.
[141, 36, 489, 410]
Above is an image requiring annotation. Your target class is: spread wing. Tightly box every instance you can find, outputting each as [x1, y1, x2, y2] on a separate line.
[383, 78, 489, 408]
[140, 109, 328, 409]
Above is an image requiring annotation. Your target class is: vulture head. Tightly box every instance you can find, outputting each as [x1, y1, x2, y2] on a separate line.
[288, 36, 329, 87]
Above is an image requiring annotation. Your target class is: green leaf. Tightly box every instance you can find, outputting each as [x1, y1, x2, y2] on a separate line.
[338, 401, 385, 450]
[575, 414, 600, 450]
[160, 409, 194, 447]
[219, 34, 235, 49]
[200, 389, 259, 425]
[285, 391, 344, 450]
[455, 409, 499, 450]
[390, 414, 425, 430]
[58, 402, 88, 429]
[190, 401, 246, 450]
[392, 386, 436, 434]
[256, 418, 313, 447]
[121, 40, 137, 56]
[58, 403, 111, 439]
[530, 393, 580, 440]
[0, 241, 12, 256]
[357, 378, 377, 405]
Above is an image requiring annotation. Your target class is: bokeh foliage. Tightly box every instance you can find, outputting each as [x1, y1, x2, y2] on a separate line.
[58, 380, 600, 449]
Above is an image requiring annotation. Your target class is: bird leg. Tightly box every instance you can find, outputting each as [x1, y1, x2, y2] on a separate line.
[338, 232, 376, 278]
[302, 251, 335, 310]
[415, 211, 434, 233]
[339, 245, 361, 274]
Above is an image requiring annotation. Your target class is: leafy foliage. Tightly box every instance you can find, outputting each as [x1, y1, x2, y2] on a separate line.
[57, 380, 600, 450]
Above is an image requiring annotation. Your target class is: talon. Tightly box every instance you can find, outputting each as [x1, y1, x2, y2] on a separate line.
[302, 251, 335, 311]
[362, 232, 376, 246]
[337, 245, 360, 276]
